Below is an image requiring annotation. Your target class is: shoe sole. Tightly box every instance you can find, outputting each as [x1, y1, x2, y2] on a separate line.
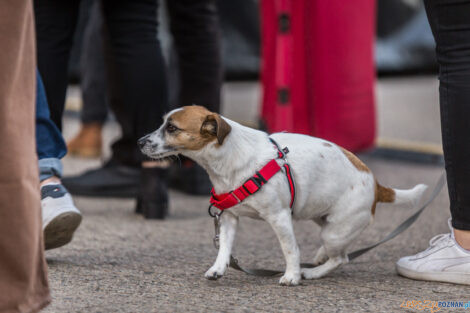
[44, 212, 82, 250]
[396, 264, 470, 285]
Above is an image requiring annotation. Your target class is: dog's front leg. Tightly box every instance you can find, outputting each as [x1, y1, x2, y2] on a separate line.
[265, 209, 301, 286]
[205, 212, 238, 280]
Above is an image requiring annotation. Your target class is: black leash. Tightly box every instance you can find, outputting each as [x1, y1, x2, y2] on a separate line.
[212, 173, 446, 276]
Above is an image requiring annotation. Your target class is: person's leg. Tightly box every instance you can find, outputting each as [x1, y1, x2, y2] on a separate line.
[36, 71, 67, 180]
[34, 0, 81, 130]
[167, 0, 222, 112]
[0, 1, 50, 310]
[104, 0, 170, 217]
[396, 0, 470, 285]
[166, 0, 223, 195]
[425, 0, 470, 236]
[36, 71, 82, 250]
[62, 0, 170, 218]
[101, 0, 168, 167]
[68, 0, 108, 158]
[60, 0, 152, 198]
[80, 0, 108, 126]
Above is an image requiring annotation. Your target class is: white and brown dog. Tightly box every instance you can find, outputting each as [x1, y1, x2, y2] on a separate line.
[138, 105, 427, 286]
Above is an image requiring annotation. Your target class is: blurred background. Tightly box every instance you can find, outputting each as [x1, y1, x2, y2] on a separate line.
[41, 2, 454, 310]
[63, 0, 442, 164]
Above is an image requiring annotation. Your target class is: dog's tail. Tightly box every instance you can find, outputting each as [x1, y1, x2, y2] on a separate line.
[376, 182, 428, 209]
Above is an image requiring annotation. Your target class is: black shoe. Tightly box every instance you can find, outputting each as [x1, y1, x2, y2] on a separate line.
[135, 167, 168, 219]
[62, 159, 141, 198]
[168, 158, 212, 195]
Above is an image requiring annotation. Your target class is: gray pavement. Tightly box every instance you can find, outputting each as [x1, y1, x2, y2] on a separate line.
[44, 80, 469, 313]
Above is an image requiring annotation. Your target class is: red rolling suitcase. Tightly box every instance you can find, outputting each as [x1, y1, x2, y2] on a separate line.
[260, 0, 376, 152]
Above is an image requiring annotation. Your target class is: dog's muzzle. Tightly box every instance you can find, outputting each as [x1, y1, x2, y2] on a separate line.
[137, 135, 151, 150]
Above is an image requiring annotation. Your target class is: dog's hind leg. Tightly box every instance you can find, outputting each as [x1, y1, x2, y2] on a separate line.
[302, 210, 371, 279]
[311, 217, 329, 265]
[265, 209, 301, 286]
[205, 212, 238, 280]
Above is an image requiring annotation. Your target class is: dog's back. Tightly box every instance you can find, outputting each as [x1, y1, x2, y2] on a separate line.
[269, 132, 426, 220]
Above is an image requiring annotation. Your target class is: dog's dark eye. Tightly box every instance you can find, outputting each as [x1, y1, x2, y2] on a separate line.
[166, 124, 177, 133]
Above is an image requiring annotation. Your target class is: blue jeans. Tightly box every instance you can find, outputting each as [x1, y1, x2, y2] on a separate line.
[36, 71, 67, 181]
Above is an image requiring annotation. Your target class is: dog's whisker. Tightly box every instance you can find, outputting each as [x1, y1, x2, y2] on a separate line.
[175, 154, 182, 168]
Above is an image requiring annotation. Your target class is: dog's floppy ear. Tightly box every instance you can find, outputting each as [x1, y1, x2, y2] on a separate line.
[201, 114, 231, 145]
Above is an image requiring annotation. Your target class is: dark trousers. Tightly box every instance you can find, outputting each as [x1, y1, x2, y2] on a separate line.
[166, 0, 222, 112]
[425, 0, 470, 230]
[78, 0, 222, 124]
[80, 0, 108, 125]
[35, 0, 168, 166]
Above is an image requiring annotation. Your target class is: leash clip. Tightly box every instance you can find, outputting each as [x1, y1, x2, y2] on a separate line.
[209, 204, 223, 249]
[212, 213, 221, 249]
[208, 204, 223, 218]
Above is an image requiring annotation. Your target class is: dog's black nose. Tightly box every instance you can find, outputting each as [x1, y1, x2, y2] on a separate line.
[137, 136, 149, 149]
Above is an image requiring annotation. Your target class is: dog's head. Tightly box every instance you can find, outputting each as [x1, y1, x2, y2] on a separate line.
[138, 105, 232, 160]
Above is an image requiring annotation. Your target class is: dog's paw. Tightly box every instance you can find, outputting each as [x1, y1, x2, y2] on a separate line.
[279, 272, 300, 286]
[205, 266, 225, 281]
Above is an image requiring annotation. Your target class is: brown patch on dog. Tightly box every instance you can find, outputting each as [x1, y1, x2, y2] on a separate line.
[371, 180, 396, 215]
[166, 106, 231, 150]
[340, 148, 370, 172]
[377, 183, 395, 203]
[323, 142, 332, 147]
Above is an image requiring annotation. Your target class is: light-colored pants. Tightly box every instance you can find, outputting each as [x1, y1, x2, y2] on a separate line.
[0, 1, 50, 312]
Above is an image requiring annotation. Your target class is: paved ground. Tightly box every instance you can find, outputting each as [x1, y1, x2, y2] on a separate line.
[43, 79, 469, 313]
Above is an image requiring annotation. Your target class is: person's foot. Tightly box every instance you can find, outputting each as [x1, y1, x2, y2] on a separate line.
[41, 183, 82, 250]
[168, 157, 211, 195]
[62, 159, 141, 198]
[135, 167, 169, 219]
[396, 219, 470, 285]
[67, 122, 103, 158]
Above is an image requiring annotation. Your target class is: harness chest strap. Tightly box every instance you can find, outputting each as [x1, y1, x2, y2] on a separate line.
[209, 139, 296, 211]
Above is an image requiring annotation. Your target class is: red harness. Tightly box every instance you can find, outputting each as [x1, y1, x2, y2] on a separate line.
[209, 138, 296, 213]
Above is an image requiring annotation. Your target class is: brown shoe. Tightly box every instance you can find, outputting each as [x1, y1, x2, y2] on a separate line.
[67, 122, 103, 158]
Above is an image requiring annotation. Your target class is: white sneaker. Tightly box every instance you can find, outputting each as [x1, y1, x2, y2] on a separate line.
[396, 219, 470, 285]
[41, 183, 82, 250]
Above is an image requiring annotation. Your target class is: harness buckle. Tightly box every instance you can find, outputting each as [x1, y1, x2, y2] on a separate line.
[243, 176, 263, 195]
